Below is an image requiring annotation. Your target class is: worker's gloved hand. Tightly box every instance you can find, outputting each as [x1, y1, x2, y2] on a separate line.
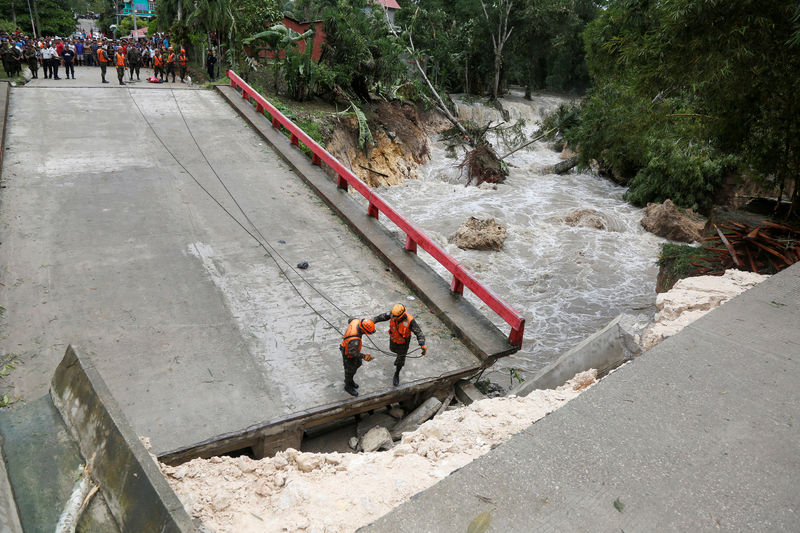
[363, 353, 373, 362]
[421, 345, 427, 356]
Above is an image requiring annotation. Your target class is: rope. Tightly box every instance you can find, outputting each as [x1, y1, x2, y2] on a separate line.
[128, 88, 421, 359]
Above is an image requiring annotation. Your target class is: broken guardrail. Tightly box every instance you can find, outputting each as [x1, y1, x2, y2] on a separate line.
[226, 70, 525, 347]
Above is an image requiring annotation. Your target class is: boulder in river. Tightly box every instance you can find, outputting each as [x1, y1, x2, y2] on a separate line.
[640, 200, 705, 242]
[563, 209, 615, 231]
[449, 217, 507, 251]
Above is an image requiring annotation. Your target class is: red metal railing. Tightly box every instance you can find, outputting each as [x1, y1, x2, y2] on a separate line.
[227, 70, 525, 347]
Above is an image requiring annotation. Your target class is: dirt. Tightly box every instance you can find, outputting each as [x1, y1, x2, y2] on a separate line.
[325, 101, 450, 187]
[640, 199, 706, 242]
[563, 209, 616, 231]
[158, 370, 597, 533]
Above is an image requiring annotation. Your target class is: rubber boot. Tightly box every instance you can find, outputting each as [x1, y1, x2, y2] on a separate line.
[344, 384, 358, 397]
[393, 370, 400, 387]
[352, 381, 359, 389]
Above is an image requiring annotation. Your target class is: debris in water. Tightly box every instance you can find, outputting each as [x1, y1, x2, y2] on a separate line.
[460, 144, 508, 186]
[702, 221, 800, 275]
[297, 261, 309, 269]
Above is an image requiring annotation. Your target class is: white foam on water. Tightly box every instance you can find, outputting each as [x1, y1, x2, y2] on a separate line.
[375, 95, 665, 377]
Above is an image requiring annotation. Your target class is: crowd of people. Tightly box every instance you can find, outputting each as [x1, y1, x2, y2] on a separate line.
[1, 30, 220, 85]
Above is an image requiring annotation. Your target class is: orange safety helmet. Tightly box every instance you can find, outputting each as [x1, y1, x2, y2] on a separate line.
[391, 304, 406, 319]
[360, 318, 375, 334]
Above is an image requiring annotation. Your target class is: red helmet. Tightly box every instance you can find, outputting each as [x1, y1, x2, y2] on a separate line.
[360, 319, 375, 334]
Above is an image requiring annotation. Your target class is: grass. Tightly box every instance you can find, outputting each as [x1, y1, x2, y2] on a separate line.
[0, 353, 20, 408]
[657, 243, 714, 291]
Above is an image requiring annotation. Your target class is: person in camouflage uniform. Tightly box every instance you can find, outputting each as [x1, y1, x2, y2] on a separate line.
[126, 43, 141, 81]
[372, 304, 427, 386]
[24, 44, 38, 78]
[339, 318, 376, 397]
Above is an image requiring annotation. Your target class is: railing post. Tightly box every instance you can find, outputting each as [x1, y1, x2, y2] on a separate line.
[272, 117, 280, 129]
[312, 154, 321, 166]
[337, 175, 348, 190]
[508, 320, 525, 347]
[450, 276, 464, 295]
[368, 202, 379, 219]
[404, 235, 417, 253]
[290, 134, 299, 146]
[256, 103, 264, 114]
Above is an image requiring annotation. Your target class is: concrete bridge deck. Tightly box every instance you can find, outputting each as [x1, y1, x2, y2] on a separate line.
[0, 69, 513, 461]
[363, 262, 800, 532]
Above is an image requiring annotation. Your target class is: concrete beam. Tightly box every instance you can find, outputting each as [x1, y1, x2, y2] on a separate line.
[511, 315, 633, 396]
[454, 380, 486, 405]
[50, 346, 195, 533]
[0, 436, 23, 533]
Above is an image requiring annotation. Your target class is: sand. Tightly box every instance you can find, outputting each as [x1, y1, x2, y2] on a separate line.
[158, 370, 597, 532]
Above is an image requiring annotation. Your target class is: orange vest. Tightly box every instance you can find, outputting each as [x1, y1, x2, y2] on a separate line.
[167, 53, 175, 64]
[97, 49, 108, 63]
[389, 313, 414, 344]
[178, 53, 187, 66]
[115, 52, 125, 67]
[340, 319, 363, 357]
[154, 55, 162, 66]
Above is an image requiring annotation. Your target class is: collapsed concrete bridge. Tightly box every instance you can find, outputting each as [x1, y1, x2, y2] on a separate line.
[0, 70, 522, 530]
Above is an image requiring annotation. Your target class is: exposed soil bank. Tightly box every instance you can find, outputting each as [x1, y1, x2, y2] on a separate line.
[159, 370, 597, 532]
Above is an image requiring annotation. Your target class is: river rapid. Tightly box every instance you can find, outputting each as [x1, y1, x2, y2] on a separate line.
[374, 94, 665, 385]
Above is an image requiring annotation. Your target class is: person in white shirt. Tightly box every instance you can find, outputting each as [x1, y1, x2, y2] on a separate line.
[41, 43, 54, 79]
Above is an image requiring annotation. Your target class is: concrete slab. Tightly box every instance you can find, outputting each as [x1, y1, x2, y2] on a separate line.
[0, 85, 481, 460]
[22, 65, 199, 90]
[362, 263, 800, 532]
[0, 395, 119, 533]
[0, 435, 23, 533]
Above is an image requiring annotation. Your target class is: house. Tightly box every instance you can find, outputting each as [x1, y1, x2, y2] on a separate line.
[253, 17, 327, 62]
[366, 0, 401, 26]
[121, 0, 156, 18]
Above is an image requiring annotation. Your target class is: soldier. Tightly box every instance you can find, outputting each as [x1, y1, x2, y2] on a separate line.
[2, 45, 12, 78]
[126, 43, 141, 81]
[24, 44, 38, 79]
[372, 304, 427, 386]
[339, 318, 376, 397]
[177, 47, 188, 82]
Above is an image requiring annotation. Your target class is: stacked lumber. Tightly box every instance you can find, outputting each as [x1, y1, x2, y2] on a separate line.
[700, 221, 800, 275]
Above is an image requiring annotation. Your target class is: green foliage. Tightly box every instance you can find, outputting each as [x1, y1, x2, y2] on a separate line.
[33, 0, 75, 36]
[349, 101, 373, 151]
[0, 18, 15, 33]
[117, 15, 148, 38]
[321, 0, 405, 100]
[539, 102, 581, 141]
[573, 0, 800, 214]
[657, 243, 713, 291]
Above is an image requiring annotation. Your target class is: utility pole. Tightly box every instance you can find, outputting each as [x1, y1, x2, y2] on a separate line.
[26, 0, 36, 38]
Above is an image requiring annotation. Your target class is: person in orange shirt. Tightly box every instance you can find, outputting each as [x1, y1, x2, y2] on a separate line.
[177, 47, 188, 83]
[96, 44, 110, 84]
[114, 46, 126, 85]
[165, 47, 176, 83]
[153, 48, 164, 81]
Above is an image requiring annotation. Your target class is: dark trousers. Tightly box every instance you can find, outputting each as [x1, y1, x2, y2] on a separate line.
[154, 65, 163, 79]
[43, 59, 52, 78]
[207, 65, 215, 79]
[99, 63, 107, 81]
[64, 62, 74, 78]
[51, 59, 60, 79]
[179, 65, 187, 81]
[341, 348, 362, 387]
[166, 64, 175, 82]
[85, 54, 93, 66]
[390, 341, 410, 371]
[129, 64, 139, 79]
[116, 66, 125, 84]
[28, 60, 37, 78]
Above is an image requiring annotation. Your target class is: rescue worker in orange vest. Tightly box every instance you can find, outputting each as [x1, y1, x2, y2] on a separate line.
[340, 318, 376, 397]
[153, 48, 164, 81]
[114, 46, 126, 86]
[166, 47, 176, 83]
[97, 44, 109, 84]
[373, 304, 426, 386]
[178, 48, 188, 83]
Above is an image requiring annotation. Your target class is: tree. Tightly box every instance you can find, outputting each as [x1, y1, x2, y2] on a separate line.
[480, 0, 513, 100]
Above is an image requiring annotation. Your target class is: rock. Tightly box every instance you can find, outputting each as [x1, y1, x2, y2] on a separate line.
[360, 426, 393, 452]
[295, 454, 323, 473]
[640, 200, 705, 242]
[449, 217, 507, 251]
[348, 437, 359, 450]
[390, 397, 442, 439]
[356, 412, 397, 438]
[387, 407, 405, 419]
[563, 209, 615, 231]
